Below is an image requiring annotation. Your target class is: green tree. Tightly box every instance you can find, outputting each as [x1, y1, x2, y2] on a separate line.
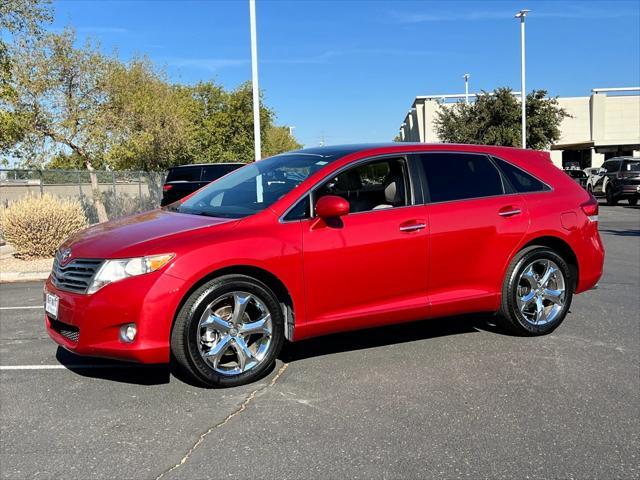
[4, 29, 113, 220]
[263, 125, 302, 157]
[101, 58, 194, 171]
[434, 88, 568, 150]
[1, 0, 52, 155]
[186, 81, 273, 162]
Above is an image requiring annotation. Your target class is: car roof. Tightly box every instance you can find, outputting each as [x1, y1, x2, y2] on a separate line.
[287, 142, 531, 158]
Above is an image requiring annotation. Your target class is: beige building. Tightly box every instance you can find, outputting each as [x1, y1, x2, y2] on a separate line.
[398, 87, 640, 169]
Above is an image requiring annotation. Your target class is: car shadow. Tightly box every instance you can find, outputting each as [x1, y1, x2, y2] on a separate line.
[55, 347, 171, 386]
[279, 313, 501, 363]
[54, 313, 505, 387]
[599, 228, 640, 237]
[598, 200, 639, 210]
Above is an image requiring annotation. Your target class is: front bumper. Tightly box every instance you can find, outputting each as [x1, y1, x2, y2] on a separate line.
[44, 271, 187, 363]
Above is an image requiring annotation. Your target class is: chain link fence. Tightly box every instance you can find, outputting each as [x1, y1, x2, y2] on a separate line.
[0, 169, 166, 224]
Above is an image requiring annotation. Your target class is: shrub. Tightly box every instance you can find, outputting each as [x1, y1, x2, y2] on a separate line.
[0, 194, 88, 258]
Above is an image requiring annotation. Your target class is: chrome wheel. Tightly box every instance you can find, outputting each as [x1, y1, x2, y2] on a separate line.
[516, 259, 566, 325]
[197, 291, 273, 376]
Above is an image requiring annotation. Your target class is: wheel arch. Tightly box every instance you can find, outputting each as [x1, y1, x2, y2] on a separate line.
[173, 265, 296, 341]
[519, 236, 579, 288]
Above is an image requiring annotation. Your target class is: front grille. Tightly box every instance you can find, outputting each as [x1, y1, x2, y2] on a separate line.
[48, 316, 80, 343]
[51, 252, 103, 294]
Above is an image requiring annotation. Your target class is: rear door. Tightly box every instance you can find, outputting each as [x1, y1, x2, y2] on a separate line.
[413, 152, 530, 317]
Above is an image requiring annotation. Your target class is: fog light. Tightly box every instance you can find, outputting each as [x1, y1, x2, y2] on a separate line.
[120, 323, 137, 343]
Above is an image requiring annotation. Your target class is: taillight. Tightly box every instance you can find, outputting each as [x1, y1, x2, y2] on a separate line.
[581, 196, 599, 222]
[163, 184, 173, 192]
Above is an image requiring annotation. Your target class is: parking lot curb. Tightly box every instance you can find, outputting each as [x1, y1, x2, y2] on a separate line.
[0, 271, 49, 283]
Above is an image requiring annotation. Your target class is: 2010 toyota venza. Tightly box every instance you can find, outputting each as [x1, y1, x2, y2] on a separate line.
[45, 144, 604, 387]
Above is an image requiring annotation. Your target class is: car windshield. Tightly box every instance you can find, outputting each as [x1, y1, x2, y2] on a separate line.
[623, 161, 640, 172]
[166, 153, 337, 218]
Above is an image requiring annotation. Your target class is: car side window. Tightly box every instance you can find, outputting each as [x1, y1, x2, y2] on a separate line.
[283, 195, 311, 221]
[166, 166, 202, 182]
[201, 164, 242, 182]
[417, 153, 504, 203]
[492, 157, 550, 193]
[604, 161, 621, 173]
[315, 158, 409, 213]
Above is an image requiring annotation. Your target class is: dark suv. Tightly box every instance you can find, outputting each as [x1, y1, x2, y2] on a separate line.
[161, 163, 244, 206]
[589, 157, 640, 205]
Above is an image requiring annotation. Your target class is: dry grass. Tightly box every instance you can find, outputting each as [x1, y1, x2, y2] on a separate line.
[0, 193, 87, 258]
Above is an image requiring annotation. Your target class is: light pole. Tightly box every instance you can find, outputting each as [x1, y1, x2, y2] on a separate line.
[463, 73, 470, 104]
[515, 9, 530, 149]
[288, 126, 295, 137]
[249, 0, 261, 160]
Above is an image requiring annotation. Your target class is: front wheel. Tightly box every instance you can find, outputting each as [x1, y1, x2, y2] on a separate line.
[629, 196, 638, 206]
[171, 274, 284, 387]
[498, 247, 574, 336]
[605, 187, 618, 206]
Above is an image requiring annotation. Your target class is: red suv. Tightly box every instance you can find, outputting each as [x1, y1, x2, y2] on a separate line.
[45, 144, 604, 387]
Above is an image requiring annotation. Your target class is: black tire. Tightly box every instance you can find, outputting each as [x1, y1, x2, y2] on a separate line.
[497, 246, 574, 336]
[629, 196, 638, 206]
[605, 187, 618, 206]
[171, 274, 285, 387]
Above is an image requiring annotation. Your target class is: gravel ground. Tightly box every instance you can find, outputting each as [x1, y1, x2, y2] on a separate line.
[0, 256, 53, 275]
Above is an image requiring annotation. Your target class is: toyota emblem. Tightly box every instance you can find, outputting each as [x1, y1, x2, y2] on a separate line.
[60, 248, 72, 264]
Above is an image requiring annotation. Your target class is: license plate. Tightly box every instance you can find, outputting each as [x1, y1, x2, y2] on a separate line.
[45, 293, 59, 318]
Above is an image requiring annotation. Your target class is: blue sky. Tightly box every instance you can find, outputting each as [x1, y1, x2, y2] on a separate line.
[52, 0, 640, 147]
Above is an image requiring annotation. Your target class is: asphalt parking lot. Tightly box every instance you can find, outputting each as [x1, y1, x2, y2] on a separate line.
[1, 202, 638, 480]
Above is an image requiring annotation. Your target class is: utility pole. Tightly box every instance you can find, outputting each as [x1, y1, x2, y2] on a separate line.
[463, 73, 470, 104]
[515, 9, 530, 149]
[249, 0, 261, 160]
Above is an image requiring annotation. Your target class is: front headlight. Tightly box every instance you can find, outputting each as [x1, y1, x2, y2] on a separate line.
[87, 253, 175, 294]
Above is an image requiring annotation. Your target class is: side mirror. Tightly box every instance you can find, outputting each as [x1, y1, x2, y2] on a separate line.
[315, 195, 350, 219]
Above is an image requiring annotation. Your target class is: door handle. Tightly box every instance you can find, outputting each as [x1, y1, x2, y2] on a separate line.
[399, 222, 427, 232]
[498, 207, 522, 217]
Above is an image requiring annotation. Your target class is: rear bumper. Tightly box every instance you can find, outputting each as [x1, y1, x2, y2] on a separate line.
[575, 224, 605, 294]
[618, 184, 640, 195]
[44, 271, 187, 364]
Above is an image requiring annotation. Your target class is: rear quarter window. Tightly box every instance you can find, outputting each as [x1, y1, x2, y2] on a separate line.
[623, 160, 640, 172]
[493, 157, 550, 193]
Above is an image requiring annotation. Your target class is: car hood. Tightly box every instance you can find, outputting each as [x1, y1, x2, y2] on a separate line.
[60, 209, 236, 259]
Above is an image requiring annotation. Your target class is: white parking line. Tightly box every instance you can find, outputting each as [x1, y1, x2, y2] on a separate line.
[0, 306, 42, 310]
[0, 364, 144, 370]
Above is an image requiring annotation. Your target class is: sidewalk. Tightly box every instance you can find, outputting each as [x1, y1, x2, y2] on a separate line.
[0, 245, 52, 283]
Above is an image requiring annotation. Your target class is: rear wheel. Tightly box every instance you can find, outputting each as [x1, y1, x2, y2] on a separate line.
[171, 274, 284, 387]
[498, 247, 573, 336]
[605, 187, 618, 206]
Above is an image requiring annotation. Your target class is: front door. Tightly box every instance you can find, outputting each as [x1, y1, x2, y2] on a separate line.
[301, 156, 429, 337]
